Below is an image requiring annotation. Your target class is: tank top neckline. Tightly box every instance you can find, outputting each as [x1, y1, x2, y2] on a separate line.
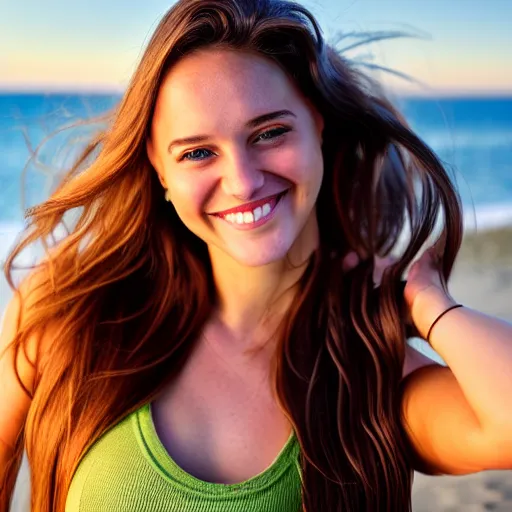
[133, 402, 300, 498]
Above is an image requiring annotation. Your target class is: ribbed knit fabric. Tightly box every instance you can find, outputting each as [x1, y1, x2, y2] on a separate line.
[65, 403, 303, 511]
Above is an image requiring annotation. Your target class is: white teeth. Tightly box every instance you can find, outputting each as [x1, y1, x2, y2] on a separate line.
[222, 198, 279, 225]
[253, 206, 262, 222]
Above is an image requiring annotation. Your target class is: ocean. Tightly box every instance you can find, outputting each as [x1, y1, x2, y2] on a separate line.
[1, 93, 512, 270]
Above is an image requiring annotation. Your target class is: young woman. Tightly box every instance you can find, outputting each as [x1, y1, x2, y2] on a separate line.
[1, 0, 512, 510]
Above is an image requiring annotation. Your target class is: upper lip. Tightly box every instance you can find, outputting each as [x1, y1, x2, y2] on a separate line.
[209, 191, 286, 217]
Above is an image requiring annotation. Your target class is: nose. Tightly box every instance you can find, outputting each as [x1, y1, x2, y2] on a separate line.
[221, 150, 265, 200]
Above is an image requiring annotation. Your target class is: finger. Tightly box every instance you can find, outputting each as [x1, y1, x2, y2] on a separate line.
[425, 246, 443, 270]
[342, 251, 360, 273]
[412, 250, 446, 287]
[429, 231, 447, 259]
[374, 255, 396, 269]
[373, 255, 397, 287]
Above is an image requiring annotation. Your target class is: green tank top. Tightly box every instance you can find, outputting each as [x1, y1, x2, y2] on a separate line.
[65, 403, 303, 511]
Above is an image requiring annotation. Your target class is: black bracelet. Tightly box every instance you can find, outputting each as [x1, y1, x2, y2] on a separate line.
[426, 304, 464, 342]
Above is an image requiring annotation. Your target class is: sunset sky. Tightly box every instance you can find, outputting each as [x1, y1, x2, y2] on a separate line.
[2, 0, 511, 95]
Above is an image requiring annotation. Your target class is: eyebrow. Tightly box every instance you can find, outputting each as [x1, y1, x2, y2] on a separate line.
[167, 109, 296, 153]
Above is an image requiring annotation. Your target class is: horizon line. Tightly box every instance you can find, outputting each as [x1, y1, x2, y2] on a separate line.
[1, 84, 511, 99]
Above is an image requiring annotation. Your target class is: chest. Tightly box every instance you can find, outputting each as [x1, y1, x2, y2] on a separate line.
[152, 338, 293, 484]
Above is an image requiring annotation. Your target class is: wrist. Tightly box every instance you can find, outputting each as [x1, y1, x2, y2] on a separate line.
[411, 286, 457, 340]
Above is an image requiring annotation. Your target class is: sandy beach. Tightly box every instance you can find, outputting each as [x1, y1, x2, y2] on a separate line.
[4, 227, 512, 511]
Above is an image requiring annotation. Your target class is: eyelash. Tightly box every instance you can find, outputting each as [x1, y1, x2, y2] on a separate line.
[179, 126, 291, 162]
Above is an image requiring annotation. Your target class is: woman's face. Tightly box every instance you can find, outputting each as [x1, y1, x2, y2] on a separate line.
[147, 48, 324, 267]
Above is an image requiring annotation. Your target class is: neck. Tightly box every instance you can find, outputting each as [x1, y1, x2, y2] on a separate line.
[207, 216, 318, 348]
[210, 253, 301, 336]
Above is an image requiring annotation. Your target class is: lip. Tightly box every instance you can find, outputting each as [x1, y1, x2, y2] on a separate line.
[209, 191, 287, 217]
[217, 190, 288, 231]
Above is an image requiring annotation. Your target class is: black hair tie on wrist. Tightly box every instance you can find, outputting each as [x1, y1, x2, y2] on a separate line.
[370, 281, 462, 341]
[426, 304, 464, 343]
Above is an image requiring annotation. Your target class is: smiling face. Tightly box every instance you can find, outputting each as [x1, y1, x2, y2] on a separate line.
[147, 48, 324, 267]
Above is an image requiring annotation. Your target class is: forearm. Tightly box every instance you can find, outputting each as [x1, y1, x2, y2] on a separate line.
[416, 290, 512, 432]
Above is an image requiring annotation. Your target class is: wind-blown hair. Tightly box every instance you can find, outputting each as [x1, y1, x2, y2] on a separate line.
[1, 0, 462, 510]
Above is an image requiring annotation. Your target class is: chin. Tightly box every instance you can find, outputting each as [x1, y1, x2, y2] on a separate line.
[227, 238, 295, 268]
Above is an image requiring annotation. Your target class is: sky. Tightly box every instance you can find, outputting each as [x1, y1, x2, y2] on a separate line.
[1, 0, 511, 95]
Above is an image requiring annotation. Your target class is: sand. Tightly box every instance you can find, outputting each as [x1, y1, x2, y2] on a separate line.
[4, 228, 512, 511]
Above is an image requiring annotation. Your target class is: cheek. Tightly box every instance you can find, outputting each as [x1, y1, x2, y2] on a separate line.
[166, 173, 213, 222]
[286, 143, 324, 203]
[267, 142, 323, 188]
[303, 135, 324, 182]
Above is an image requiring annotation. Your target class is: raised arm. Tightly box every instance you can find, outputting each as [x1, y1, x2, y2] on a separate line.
[397, 243, 512, 474]
[344, 246, 512, 475]
[401, 284, 512, 474]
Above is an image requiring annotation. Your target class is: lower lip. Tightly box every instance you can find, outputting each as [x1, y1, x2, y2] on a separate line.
[215, 192, 288, 231]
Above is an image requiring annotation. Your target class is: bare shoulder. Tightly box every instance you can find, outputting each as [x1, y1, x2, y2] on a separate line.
[0, 268, 56, 451]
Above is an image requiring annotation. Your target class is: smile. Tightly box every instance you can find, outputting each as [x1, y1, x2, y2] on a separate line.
[212, 191, 288, 227]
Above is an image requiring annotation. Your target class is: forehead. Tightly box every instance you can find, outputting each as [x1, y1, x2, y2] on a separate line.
[152, 48, 308, 135]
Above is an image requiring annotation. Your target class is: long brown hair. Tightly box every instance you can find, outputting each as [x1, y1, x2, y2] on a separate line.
[2, 0, 462, 510]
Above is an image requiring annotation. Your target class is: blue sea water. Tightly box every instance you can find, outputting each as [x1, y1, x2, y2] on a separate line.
[1, 93, 512, 258]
